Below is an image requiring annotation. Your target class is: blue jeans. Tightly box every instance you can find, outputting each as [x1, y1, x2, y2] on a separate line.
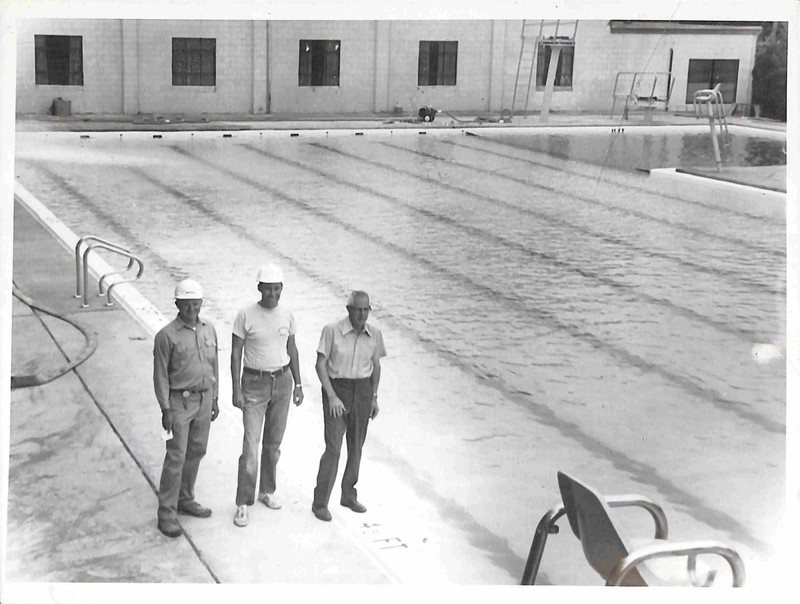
[235, 369, 293, 506]
[158, 390, 212, 522]
[313, 378, 372, 509]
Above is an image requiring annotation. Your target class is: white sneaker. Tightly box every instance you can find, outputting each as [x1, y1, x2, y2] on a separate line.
[233, 505, 248, 527]
[258, 492, 282, 510]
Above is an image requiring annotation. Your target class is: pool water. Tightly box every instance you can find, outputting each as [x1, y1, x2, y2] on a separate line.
[484, 127, 786, 171]
[13, 124, 787, 582]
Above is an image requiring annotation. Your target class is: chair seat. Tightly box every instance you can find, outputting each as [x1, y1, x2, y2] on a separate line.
[627, 538, 714, 586]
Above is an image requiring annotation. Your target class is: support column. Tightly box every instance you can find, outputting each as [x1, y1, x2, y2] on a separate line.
[540, 45, 561, 123]
[252, 20, 268, 115]
[373, 20, 391, 113]
[488, 20, 506, 112]
[121, 20, 139, 115]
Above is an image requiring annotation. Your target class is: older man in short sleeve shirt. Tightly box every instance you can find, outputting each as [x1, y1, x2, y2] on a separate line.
[312, 290, 387, 522]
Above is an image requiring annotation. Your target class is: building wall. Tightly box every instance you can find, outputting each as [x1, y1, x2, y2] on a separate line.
[16, 19, 124, 114]
[267, 21, 377, 114]
[504, 21, 759, 114]
[383, 20, 496, 114]
[134, 20, 254, 114]
[15, 19, 761, 117]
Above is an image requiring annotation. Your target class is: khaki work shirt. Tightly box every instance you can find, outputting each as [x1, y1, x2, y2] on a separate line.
[153, 316, 219, 411]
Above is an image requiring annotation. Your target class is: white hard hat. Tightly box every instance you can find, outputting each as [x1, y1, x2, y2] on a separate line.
[174, 278, 203, 299]
[257, 263, 284, 284]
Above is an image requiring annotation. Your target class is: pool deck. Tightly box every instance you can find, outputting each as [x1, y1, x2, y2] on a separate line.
[4, 111, 789, 595]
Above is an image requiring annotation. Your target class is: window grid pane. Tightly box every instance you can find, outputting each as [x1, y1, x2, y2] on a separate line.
[686, 59, 738, 103]
[34, 35, 84, 86]
[298, 39, 340, 87]
[172, 37, 215, 87]
[418, 40, 457, 86]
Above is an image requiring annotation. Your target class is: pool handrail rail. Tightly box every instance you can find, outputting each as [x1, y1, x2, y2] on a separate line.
[76, 236, 144, 307]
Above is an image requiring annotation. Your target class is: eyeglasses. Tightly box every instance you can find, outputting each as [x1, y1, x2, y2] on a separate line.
[352, 306, 371, 312]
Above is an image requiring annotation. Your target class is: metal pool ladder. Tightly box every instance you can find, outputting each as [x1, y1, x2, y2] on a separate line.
[75, 236, 144, 307]
[693, 83, 731, 171]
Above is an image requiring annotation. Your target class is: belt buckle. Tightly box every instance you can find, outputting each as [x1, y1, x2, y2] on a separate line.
[182, 390, 190, 398]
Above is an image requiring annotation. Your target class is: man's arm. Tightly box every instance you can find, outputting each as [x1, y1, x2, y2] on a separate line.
[287, 334, 304, 406]
[369, 358, 381, 419]
[211, 326, 220, 421]
[231, 334, 245, 409]
[315, 352, 345, 418]
[153, 332, 173, 431]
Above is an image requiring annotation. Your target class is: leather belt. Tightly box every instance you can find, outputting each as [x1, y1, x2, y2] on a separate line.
[243, 365, 289, 378]
[170, 388, 207, 398]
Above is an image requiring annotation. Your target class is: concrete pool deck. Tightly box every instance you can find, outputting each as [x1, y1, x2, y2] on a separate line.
[5, 111, 790, 595]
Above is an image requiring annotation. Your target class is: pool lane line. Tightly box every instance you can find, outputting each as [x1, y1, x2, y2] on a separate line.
[20, 161, 193, 288]
[448, 134, 786, 227]
[250, 141, 773, 343]
[167, 144, 784, 436]
[125, 157, 777, 559]
[311, 140, 783, 298]
[376, 139, 784, 262]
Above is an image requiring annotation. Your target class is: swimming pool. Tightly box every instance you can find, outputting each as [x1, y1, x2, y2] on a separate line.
[476, 124, 787, 171]
[14, 123, 786, 583]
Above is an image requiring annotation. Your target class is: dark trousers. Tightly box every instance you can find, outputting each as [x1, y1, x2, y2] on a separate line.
[313, 378, 372, 508]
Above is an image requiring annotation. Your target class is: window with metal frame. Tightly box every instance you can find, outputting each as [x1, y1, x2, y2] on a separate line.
[172, 38, 216, 86]
[298, 40, 341, 86]
[34, 35, 83, 86]
[418, 41, 458, 86]
[535, 42, 574, 89]
[686, 59, 739, 103]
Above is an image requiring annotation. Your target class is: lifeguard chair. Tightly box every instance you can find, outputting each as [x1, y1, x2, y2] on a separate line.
[511, 20, 579, 123]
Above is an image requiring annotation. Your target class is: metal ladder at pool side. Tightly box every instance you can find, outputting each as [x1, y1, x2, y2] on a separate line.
[75, 236, 144, 307]
[511, 19, 578, 122]
[693, 83, 732, 171]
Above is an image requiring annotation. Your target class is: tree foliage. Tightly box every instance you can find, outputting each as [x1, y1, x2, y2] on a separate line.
[751, 22, 787, 121]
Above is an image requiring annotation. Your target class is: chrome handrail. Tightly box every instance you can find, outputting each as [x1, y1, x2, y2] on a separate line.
[75, 236, 145, 307]
[693, 84, 730, 171]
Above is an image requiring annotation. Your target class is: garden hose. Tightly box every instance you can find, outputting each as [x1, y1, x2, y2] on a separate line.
[10, 283, 98, 389]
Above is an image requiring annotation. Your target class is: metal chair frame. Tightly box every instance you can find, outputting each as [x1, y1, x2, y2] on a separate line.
[521, 472, 746, 587]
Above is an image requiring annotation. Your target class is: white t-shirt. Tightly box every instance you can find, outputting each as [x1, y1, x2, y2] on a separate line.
[232, 303, 296, 370]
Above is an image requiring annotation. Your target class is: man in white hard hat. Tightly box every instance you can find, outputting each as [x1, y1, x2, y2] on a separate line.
[311, 290, 386, 522]
[231, 263, 303, 528]
[153, 278, 219, 538]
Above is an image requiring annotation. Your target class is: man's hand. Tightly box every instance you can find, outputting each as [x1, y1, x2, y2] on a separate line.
[211, 398, 220, 421]
[370, 396, 379, 419]
[328, 395, 346, 418]
[233, 389, 244, 409]
[293, 386, 304, 406]
[161, 408, 173, 432]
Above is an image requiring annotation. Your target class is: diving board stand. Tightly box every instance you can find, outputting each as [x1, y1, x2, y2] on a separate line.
[511, 20, 578, 122]
[611, 71, 674, 123]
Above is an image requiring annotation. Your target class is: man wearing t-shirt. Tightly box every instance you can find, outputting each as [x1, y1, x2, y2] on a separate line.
[231, 263, 303, 528]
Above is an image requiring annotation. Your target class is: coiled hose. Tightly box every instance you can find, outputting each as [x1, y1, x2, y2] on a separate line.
[10, 283, 98, 389]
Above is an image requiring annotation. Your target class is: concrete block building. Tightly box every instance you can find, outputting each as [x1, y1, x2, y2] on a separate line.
[15, 19, 763, 117]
